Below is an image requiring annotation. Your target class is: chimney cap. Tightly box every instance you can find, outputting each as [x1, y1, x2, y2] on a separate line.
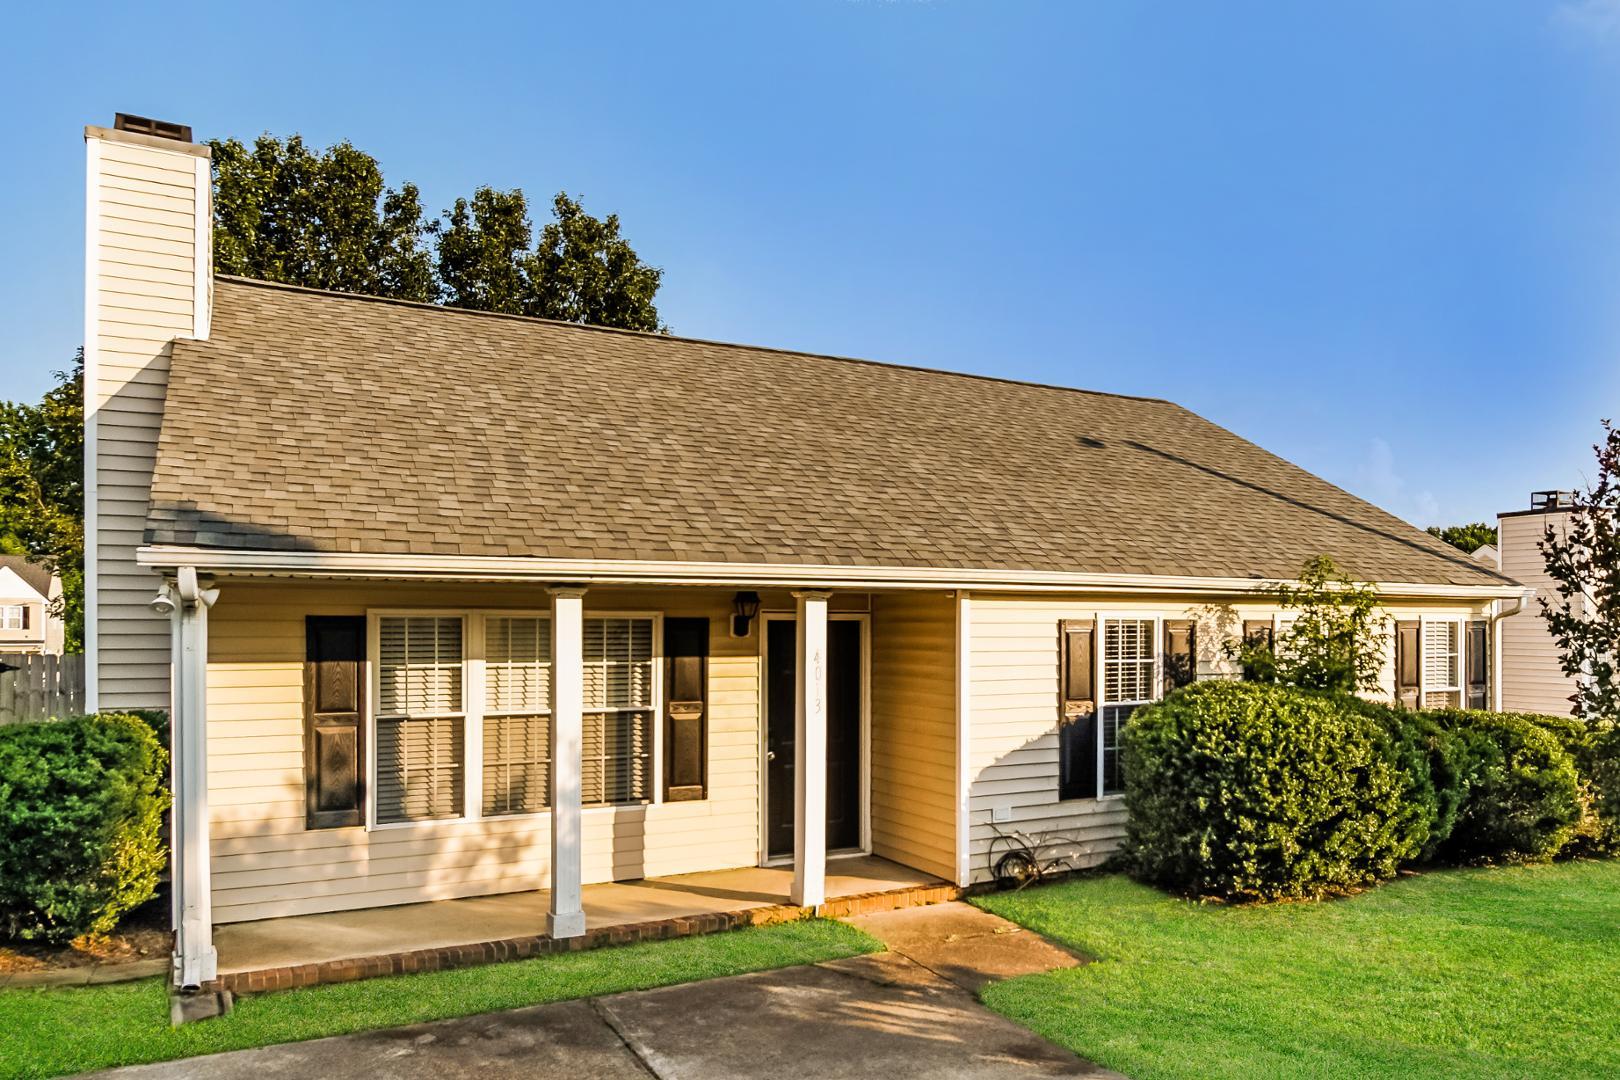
[1530, 490, 1576, 512]
[113, 113, 192, 143]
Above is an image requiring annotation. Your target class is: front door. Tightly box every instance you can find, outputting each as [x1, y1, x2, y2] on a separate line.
[766, 617, 863, 860]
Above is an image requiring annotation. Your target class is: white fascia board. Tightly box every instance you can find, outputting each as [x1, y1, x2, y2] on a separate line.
[135, 545, 1527, 601]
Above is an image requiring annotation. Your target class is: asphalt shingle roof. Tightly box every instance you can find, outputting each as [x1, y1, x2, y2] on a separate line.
[143, 277, 1512, 588]
[0, 556, 53, 598]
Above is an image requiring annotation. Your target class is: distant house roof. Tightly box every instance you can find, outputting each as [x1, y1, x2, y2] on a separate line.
[0, 555, 54, 599]
[144, 277, 1514, 589]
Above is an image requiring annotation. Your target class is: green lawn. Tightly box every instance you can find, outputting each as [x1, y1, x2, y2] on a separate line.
[975, 861, 1620, 1080]
[0, 917, 879, 1080]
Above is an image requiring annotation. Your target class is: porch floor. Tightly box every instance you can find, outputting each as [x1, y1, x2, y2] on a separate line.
[215, 855, 941, 976]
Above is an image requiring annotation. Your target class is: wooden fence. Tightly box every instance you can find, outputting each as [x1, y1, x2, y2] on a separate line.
[0, 653, 86, 725]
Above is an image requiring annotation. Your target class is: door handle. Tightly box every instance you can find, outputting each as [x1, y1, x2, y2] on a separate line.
[767, 751, 776, 762]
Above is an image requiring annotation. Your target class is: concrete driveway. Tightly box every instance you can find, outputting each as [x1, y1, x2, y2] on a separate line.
[94, 951, 1119, 1079]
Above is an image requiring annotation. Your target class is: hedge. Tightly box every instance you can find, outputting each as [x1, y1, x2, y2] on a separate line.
[1122, 681, 1429, 900]
[0, 713, 168, 943]
[1123, 685, 1604, 901]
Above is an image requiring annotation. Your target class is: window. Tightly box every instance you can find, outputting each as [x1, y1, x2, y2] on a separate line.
[375, 616, 465, 823]
[1100, 618, 1158, 796]
[583, 617, 655, 806]
[0, 606, 22, 630]
[483, 616, 552, 816]
[1422, 620, 1461, 708]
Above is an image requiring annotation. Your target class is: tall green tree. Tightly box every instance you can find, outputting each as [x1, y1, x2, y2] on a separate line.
[1541, 421, 1620, 725]
[1426, 522, 1497, 553]
[434, 188, 666, 330]
[212, 134, 666, 330]
[210, 134, 436, 302]
[434, 187, 536, 314]
[0, 356, 84, 651]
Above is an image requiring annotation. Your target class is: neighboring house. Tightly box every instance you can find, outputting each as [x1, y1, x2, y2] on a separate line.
[1494, 491, 1582, 715]
[1470, 543, 1498, 566]
[0, 555, 64, 655]
[82, 115, 1529, 990]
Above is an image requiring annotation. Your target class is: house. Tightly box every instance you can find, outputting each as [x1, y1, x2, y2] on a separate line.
[1493, 491, 1582, 715]
[0, 555, 64, 655]
[81, 115, 1530, 993]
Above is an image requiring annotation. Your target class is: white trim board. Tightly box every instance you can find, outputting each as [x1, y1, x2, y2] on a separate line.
[136, 546, 1524, 601]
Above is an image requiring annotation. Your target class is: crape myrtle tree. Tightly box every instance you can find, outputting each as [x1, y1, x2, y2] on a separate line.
[1540, 420, 1620, 726]
[210, 134, 665, 331]
[1226, 555, 1388, 694]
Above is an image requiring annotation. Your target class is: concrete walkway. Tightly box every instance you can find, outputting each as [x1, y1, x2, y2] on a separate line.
[93, 900, 1120, 1079]
[96, 951, 1117, 1079]
[842, 900, 1084, 992]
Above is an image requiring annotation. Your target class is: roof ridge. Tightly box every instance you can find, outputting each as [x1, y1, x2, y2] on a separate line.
[212, 274, 1176, 407]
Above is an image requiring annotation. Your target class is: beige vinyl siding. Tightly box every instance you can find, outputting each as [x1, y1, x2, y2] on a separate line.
[1498, 512, 1579, 715]
[205, 583, 762, 923]
[965, 594, 1486, 883]
[86, 128, 210, 709]
[868, 592, 957, 881]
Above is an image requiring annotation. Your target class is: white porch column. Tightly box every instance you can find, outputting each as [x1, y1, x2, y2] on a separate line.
[547, 586, 588, 939]
[791, 590, 831, 907]
[170, 567, 218, 988]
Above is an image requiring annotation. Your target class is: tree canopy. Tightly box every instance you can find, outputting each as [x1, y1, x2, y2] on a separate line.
[0, 356, 84, 650]
[1426, 522, 1497, 554]
[210, 135, 665, 331]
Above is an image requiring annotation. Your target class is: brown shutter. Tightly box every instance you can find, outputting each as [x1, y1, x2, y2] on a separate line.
[664, 617, 709, 802]
[305, 616, 366, 829]
[1466, 620, 1489, 709]
[20, 605, 29, 630]
[1395, 621, 1420, 709]
[1242, 619, 1274, 652]
[1163, 620, 1196, 693]
[1059, 619, 1098, 800]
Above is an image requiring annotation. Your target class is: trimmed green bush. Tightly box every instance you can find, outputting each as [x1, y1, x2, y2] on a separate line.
[1353, 701, 1473, 861]
[0, 713, 168, 943]
[1425, 709, 1582, 862]
[1122, 681, 1428, 900]
[1524, 713, 1617, 854]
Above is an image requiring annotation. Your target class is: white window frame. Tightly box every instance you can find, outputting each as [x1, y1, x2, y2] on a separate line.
[0, 605, 23, 630]
[580, 612, 665, 812]
[1418, 615, 1464, 709]
[367, 610, 471, 831]
[364, 608, 664, 833]
[1096, 614, 1163, 801]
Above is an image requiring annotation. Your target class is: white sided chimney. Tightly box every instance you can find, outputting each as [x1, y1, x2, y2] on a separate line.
[84, 114, 211, 711]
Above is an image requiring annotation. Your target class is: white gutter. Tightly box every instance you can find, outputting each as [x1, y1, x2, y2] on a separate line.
[135, 544, 1527, 601]
[1490, 587, 1536, 710]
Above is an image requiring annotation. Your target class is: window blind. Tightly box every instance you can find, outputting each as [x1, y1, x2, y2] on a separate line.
[583, 617, 654, 805]
[376, 616, 465, 823]
[483, 616, 552, 816]
[1423, 621, 1461, 708]
[1101, 618, 1157, 797]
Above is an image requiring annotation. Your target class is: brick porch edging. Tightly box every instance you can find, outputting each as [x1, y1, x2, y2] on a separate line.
[211, 880, 961, 996]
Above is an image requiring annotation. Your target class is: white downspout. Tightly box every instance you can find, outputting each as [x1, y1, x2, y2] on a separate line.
[1490, 587, 1534, 712]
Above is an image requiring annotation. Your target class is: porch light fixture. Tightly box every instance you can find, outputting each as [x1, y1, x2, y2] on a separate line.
[731, 591, 761, 638]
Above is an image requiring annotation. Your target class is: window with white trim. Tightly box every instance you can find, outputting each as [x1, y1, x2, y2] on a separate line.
[0, 606, 23, 630]
[375, 616, 465, 823]
[1422, 620, 1461, 709]
[1100, 618, 1159, 796]
[583, 617, 655, 806]
[483, 616, 552, 816]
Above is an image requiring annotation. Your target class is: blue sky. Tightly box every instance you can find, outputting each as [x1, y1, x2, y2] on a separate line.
[4, 1, 1618, 528]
